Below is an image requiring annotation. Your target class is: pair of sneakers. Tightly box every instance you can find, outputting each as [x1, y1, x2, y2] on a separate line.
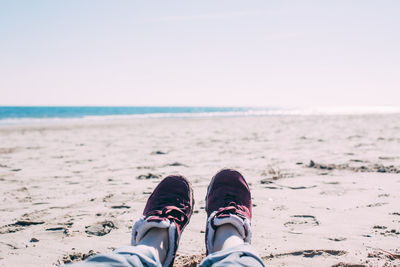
[131, 169, 252, 267]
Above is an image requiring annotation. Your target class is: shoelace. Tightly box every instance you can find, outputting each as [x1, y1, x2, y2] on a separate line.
[216, 204, 244, 216]
[148, 206, 189, 226]
[215, 194, 247, 218]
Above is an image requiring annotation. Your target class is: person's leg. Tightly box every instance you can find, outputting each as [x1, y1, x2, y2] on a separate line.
[134, 227, 168, 263]
[130, 175, 194, 266]
[199, 169, 265, 267]
[67, 175, 194, 267]
[66, 229, 164, 267]
[212, 224, 244, 253]
[200, 243, 264, 267]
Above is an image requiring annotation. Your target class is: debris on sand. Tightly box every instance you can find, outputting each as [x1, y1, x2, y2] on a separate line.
[0, 220, 45, 234]
[85, 221, 115, 236]
[110, 205, 131, 209]
[260, 167, 294, 184]
[263, 249, 347, 260]
[14, 220, 45, 226]
[330, 263, 366, 267]
[136, 173, 161, 180]
[59, 250, 98, 264]
[174, 254, 205, 267]
[151, 150, 167, 155]
[307, 160, 400, 173]
[166, 162, 187, 167]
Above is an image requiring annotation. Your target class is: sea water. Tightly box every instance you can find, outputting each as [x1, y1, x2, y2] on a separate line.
[0, 106, 399, 125]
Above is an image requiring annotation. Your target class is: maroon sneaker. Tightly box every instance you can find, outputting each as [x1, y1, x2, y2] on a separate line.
[205, 169, 252, 254]
[131, 175, 194, 267]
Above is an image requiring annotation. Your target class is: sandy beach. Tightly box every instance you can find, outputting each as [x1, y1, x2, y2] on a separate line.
[0, 114, 399, 267]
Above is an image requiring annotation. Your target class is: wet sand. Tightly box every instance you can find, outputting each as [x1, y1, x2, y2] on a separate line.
[0, 114, 399, 266]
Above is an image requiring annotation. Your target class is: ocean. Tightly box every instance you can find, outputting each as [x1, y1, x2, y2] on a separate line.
[0, 106, 399, 125]
[0, 106, 261, 124]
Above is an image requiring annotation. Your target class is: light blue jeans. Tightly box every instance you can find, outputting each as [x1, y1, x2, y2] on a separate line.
[67, 243, 265, 267]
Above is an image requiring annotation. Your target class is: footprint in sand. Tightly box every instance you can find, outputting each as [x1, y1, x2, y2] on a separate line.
[284, 215, 319, 233]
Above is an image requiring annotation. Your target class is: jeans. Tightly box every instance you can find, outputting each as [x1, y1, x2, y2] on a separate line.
[67, 243, 265, 267]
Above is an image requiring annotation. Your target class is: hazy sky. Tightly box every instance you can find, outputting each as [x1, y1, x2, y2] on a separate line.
[1, 0, 399, 107]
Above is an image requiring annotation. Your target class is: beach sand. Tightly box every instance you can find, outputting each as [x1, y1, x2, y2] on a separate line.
[0, 115, 399, 266]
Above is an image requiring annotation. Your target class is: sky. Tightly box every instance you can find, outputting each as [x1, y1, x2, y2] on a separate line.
[0, 0, 399, 107]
